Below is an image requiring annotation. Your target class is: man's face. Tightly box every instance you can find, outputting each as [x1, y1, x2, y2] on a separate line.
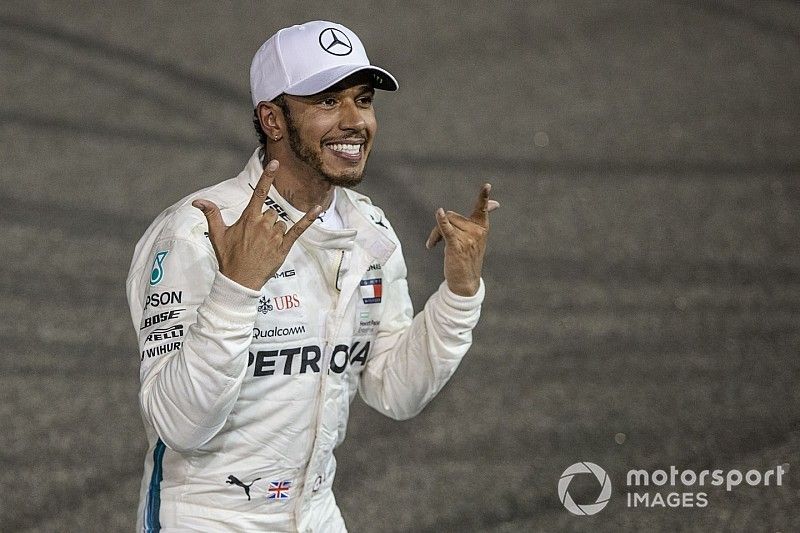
[280, 74, 377, 188]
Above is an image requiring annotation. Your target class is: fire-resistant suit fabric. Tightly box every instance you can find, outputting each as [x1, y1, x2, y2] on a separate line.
[126, 149, 485, 532]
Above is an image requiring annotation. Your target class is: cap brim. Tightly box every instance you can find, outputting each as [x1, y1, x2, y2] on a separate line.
[284, 65, 398, 96]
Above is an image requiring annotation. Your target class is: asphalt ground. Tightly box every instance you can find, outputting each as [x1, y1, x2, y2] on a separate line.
[1, 1, 798, 531]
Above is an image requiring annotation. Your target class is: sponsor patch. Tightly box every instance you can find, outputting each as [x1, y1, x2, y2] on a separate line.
[258, 296, 273, 314]
[226, 475, 259, 501]
[149, 251, 169, 286]
[247, 341, 370, 377]
[358, 319, 380, 335]
[146, 324, 184, 342]
[140, 309, 184, 330]
[272, 268, 296, 279]
[145, 291, 182, 309]
[274, 294, 300, 310]
[258, 294, 300, 314]
[266, 480, 292, 501]
[263, 196, 291, 222]
[141, 341, 181, 361]
[253, 325, 306, 339]
[359, 278, 382, 304]
[369, 213, 388, 229]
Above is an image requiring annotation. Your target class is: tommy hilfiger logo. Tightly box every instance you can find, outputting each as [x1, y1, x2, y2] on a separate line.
[360, 278, 382, 304]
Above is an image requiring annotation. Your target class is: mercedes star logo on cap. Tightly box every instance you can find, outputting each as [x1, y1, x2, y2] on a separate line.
[319, 28, 353, 56]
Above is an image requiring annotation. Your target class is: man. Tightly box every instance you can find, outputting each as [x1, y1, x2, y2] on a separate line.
[127, 20, 497, 532]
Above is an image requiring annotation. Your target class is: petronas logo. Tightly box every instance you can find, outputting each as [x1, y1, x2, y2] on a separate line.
[150, 251, 169, 286]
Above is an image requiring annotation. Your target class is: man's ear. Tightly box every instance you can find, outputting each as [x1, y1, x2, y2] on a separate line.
[257, 102, 284, 141]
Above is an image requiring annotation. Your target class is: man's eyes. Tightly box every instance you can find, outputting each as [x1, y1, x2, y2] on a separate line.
[315, 94, 373, 107]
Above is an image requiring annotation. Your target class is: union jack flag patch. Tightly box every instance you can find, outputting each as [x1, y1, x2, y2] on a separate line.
[266, 480, 292, 501]
[360, 278, 382, 304]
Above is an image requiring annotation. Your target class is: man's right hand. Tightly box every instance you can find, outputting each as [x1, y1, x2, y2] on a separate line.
[192, 159, 321, 291]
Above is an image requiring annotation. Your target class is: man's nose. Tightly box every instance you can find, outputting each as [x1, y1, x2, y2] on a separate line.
[338, 99, 366, 131]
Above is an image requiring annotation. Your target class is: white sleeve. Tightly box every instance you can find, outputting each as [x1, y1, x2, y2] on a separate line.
[133, 238, 259, 452]
[358, 249, 484, 420]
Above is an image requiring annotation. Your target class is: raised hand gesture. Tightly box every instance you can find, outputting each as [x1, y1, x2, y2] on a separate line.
[191, 160, 321, 291]
[425, 184, 500, 297]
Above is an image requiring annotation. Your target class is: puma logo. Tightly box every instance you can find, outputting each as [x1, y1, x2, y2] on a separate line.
[226, 475, 261, 500]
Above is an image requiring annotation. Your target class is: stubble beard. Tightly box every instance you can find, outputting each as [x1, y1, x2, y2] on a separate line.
[285, 115, 365, 189]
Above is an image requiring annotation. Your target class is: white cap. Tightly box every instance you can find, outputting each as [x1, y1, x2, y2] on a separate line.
[250, 20, 398, 107]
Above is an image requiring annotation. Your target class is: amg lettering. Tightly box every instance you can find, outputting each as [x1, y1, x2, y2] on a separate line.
[141, 309, 184, 329]
[272, 269, 296, 279]
[145, 291, 183, 309]
[140, 341, 182, 361]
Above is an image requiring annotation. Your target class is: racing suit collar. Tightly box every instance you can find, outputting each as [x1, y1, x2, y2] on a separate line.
[237, 148, 396, 264]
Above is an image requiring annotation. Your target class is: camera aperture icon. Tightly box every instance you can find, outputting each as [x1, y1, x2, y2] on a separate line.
[558, 462, 612, 516]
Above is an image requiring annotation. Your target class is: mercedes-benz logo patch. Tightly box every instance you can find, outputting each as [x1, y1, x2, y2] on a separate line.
[319, 28, 353, 56]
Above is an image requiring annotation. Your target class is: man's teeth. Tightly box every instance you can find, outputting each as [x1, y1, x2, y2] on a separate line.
[328, 143, 361, 155]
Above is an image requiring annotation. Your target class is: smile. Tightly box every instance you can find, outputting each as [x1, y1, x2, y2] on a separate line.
[327, 143, 362, 157]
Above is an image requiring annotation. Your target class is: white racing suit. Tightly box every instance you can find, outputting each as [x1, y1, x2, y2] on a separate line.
[126, 149, 484, 532]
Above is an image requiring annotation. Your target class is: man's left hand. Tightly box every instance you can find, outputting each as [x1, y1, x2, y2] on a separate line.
[425, 184, 500, 297]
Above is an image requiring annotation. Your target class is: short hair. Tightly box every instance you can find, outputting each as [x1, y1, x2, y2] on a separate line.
[252, 95, 289, 146]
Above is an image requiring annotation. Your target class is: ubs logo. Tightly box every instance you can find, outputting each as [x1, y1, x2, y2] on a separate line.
[258, 294, 300, 314]
[274, 294, 300, 310]
[319, 27, 353, 56]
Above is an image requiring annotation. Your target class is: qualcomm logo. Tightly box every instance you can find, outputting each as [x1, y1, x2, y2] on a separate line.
[558, 462, 612, 516]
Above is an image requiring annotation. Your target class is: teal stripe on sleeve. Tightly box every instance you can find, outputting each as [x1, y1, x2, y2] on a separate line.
[145, 439, 166, 532]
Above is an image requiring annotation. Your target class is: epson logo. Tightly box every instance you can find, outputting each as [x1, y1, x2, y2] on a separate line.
[145, 291, 182, 309]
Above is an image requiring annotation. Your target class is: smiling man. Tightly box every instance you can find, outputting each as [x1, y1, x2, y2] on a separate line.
[126, 20, 497, 532]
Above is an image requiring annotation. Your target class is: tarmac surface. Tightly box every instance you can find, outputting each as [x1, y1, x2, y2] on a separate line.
[1, 1, 798, 531]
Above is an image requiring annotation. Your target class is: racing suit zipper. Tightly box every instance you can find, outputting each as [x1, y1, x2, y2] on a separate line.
[302, 249, 347, 512]
[334, 250, 345, 293]
[322, 250, 346, 369]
